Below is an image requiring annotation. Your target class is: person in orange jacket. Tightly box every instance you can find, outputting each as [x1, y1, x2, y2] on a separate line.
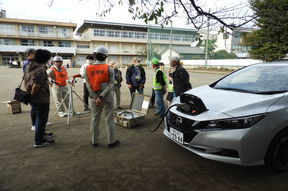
[47, 55, 70, 117]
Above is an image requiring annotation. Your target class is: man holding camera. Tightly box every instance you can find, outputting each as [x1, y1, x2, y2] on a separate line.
[80, 46, 120, 148]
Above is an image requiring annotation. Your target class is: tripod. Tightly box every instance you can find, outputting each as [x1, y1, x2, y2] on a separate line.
[54, 81, 90, 125]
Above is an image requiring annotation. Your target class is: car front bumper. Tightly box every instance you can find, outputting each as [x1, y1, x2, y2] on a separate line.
[163, 114, 265, 166]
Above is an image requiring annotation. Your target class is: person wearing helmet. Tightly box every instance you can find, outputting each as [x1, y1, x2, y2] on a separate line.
[47, 55, 69, 117]
[126, 57, 146, 97]
[80, 46, 120, 148]
[151, 58, 167, 118]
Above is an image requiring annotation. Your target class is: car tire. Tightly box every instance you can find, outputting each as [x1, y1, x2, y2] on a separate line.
[265, 128, 288, 171]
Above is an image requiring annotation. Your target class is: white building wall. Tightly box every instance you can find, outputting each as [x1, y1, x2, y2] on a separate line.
[161, 49, 179, 61]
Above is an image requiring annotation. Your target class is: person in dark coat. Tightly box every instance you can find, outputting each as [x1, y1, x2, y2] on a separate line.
[170, 56, 192, 97]
[126, 57, 146, 97]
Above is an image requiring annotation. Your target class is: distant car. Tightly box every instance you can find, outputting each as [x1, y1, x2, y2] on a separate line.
[164, 62, 288, 171]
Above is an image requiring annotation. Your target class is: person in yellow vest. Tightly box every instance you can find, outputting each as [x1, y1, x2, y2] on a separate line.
[166, 67, 175, 107]
[80, 46, 120, 148]
[152, 58, 167, 118]
[47, 55, 69, 117]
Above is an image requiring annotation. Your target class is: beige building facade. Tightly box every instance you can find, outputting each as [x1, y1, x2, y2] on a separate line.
[0, 16, 198, 66]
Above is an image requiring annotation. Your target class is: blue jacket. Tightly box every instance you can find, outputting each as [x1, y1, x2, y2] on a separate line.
[126, 65, 146, 87]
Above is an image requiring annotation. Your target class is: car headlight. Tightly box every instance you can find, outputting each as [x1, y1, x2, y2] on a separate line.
[199, 115, 265, 131]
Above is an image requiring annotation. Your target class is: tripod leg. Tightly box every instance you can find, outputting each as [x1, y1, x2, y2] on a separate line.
[73, 90, 90, 109]
[67, 86, 73, 125]
[54, 90, 70, 116]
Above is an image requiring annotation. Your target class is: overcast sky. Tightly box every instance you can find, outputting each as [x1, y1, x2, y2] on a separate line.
[0, 0, 251, 29]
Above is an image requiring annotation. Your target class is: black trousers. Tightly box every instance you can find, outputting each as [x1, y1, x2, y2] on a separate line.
[83, 83, 89, 109]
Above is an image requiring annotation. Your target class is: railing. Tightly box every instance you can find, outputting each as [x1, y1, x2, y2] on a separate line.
[0, 29, 73, 39]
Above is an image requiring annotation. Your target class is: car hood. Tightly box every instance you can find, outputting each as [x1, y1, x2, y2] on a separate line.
[184, 85, 284, 117]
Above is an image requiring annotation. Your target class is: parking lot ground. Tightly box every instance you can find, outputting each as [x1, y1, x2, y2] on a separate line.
[0, 67, 288, 191]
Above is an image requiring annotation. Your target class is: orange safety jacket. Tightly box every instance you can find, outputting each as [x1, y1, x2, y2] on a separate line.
[51, 66, 68, 86]
[86, 64, 110, 91]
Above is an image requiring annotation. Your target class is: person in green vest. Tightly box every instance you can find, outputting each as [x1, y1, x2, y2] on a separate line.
[166, 66, 175, 107]
[151, 58, 167, 118]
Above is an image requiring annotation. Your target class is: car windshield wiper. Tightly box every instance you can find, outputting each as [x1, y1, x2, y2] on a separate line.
[214, 87, 255, 93]
[255, 90, 287, 95]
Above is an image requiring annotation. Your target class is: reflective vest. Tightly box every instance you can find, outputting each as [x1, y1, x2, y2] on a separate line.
[86, 64, 110, 91]
[51, 66, 68, 86]
[153, 68, 167, 90]
[167, 82, 174, 93]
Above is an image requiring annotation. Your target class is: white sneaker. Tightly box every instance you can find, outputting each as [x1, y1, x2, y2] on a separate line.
[31, 125, 35, 131]
[46, 122, 53, 126]
[58, 112, 67, 117]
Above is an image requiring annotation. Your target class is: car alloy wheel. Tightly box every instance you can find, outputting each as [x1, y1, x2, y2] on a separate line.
[265, 129, 288, 171]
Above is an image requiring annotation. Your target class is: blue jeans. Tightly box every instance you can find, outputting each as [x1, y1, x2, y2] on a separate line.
[29, 102, 50, 145]
[129, 86, 143, 97]
[154, 89, 166, 117]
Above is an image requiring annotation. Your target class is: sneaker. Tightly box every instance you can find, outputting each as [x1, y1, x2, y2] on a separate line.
[58, 112, 67, 117]
[46, 122, 53, 126]
[44, 132, 54, 139]
[31, 125, 35, 131]
[34, 140, 55, 148]
[108, 140, 120, 148]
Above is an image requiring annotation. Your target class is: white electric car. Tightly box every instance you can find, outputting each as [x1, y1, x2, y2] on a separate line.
[164, 62, 288, 171]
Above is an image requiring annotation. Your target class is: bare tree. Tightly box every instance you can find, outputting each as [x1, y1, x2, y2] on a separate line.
[48, 0, 256, 31]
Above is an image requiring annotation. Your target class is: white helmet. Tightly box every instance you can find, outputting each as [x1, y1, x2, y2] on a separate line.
[94, 46, 108, 56]
[53, 55, 63, 62]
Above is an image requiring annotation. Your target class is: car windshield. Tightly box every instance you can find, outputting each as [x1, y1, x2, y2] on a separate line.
[211, 64, 288, 94]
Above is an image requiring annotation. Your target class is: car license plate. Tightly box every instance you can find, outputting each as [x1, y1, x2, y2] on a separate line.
[170, 127, 184, 144]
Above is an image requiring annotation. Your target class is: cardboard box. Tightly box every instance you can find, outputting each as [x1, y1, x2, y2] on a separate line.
[2, 100, 22, 114]
[114, 93, 150, 128]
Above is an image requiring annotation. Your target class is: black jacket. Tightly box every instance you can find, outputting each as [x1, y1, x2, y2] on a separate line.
[173, 65, 192, 96]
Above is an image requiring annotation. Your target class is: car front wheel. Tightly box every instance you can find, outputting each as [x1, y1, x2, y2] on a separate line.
[265, 128, 288, 171]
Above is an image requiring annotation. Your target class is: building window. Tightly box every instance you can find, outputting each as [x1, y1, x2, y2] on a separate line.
[58, 41, 71, 47]
[21, 25, 34, 33]
[21, 40, 35, 46]
[128, 32, 134, 38]
[0, 38, 17, 45]
[107, 30, 115, 37]
[2, 55, 18, 65]
[121, 31, 128, 38]
[0, 24, 16, 31]
[183, 35, 193, 42]
[94, 29, 105, 37]
[160, 34, 170, 40]
[41, 40, 53, 46]
[115, 31, 120, 37]
[39, 26, 48, 34]
[135, 32, 146, 39]
[77, 44, 90, 48]
[150, 33, 159, 40]
[58, 28, 67, 36]
[173, 35, 182, 41]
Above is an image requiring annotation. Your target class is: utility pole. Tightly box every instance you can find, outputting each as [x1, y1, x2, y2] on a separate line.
[169, 21, 173, 59]
[205, 14, 210, 68]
